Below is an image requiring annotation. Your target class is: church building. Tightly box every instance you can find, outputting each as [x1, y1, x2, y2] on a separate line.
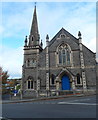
[21, 5, 96, 97]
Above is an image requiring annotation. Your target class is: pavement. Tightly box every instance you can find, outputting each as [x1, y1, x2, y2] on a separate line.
[2, 93, 94, 104]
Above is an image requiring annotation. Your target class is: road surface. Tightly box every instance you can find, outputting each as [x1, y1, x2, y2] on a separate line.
[2, 95, 96, 119]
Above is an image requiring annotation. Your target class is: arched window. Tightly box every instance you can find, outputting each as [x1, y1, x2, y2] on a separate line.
[58, 44, 71, 65]
[27, 80, 34, 89]
[60, 34, 66, 38]
[28, 80, 30, 89]
[66, 48, 70, 65]
[27, 76, 34, 89]
[27, 60, 30, 67]
[76, 73, 81, 84]
[50, 74, 55, 85]
[59, 50, 62, 64]
[32, 59, 36, 67]
[26, 59, 36, 67]
[32, 36, 34, 41]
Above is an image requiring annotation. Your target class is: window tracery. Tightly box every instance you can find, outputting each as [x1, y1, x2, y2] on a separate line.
[76, 73, 82, 85]
[26, 59, 36, 67]
[27, 77, 34, 89]
[58, 44, 71, 65]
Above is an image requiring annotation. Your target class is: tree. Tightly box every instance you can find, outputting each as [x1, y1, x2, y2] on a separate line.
[0, 67, 10, 94]
[7, 79, 17, 92]
[2, 71, 9, 84]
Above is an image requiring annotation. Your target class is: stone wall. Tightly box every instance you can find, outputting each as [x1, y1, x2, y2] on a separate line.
[22, 28, 97, 97]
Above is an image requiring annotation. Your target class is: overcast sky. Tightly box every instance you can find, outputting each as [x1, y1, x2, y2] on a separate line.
[0, 2, 97, 78]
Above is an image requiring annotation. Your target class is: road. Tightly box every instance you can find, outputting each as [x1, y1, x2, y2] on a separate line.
[2, 95, 96, 119]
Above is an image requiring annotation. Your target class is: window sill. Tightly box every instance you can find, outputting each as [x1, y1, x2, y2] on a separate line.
[50, 84, 56, 86]
[57, 64, 71, 67]
[76, 84, 83, 86]
[26, 89, 35, 90]
[25, 67, 36, 68]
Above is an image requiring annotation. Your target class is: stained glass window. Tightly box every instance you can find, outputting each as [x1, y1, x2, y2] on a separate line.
[28, 80, 30, 89]
[58, 44, 71, 65]
[77, 74, 81, 84]
[28, 80, 34, 89]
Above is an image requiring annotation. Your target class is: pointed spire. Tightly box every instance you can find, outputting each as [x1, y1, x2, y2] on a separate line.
[78, 31, 81, 38]
[25, 36, 28, 46]
[46, 34, 49, 41]
[40, 39, 43, 48]
[78, 31, 82, 43]
[46, 34, 49, 46]
[29, 3, 40, 46]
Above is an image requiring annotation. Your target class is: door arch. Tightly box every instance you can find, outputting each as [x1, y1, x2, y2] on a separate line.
[61, 75, 70, 90]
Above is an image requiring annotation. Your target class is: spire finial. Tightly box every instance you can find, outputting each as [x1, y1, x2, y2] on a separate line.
[35, 2, 36, 7]
[40, 39, 43, 48]
[46, 34, 49, 46]
[29, 2, 39, 46]
[46, 34, 49, 41]
[25, 35, 28, 46]
[78, 31, 82, 43]
[78, 31, 81, 38]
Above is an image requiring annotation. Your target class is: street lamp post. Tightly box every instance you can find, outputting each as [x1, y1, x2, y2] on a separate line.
[14, 86, 17, 96]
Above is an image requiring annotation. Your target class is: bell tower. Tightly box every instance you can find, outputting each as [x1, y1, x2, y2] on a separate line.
[22, 4, 43, 97]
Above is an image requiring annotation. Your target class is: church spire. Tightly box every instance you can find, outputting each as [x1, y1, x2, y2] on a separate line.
[29, 3, 40, 46]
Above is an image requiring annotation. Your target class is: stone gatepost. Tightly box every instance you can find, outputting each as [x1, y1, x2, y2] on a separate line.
[72, 76, 76, 94]
[55, 77, 59, 96]
[82, 71, 87, 92]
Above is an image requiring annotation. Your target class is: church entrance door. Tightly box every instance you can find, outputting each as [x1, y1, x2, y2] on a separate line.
[61, 75, 70, 90]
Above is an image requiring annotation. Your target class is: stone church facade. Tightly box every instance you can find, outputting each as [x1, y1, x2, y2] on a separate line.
[21, 5, 96, 97]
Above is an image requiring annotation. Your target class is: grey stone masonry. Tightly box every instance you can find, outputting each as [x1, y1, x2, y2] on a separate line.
[21, 5, 97, 98]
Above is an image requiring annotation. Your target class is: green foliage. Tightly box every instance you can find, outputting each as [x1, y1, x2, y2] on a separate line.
[0, 67, 10, 94]
[0, 67, 21, 94]
[16, 84, 21, 90]
[2, 71, 9, 84]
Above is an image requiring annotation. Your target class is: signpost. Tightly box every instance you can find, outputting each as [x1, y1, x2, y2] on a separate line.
[14, 90, 18, 96]
[14, 86, 18, 96]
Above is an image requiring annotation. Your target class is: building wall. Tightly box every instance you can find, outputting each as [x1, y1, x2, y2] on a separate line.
[22, 29, 97, 97]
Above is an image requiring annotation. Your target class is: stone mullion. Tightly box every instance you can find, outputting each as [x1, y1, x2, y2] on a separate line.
[72, 76, 75, 90]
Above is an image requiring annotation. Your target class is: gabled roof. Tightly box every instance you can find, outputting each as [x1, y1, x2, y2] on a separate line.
[48, 27, 79, 47]
[82, 44, 95, 54]
[47, 27, 95, 55]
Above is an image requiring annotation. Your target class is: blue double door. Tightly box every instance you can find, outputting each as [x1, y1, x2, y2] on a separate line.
[61, 75, 70, 90]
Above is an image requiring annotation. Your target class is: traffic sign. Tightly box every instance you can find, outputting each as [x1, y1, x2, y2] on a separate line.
[14, 90, 18, 94]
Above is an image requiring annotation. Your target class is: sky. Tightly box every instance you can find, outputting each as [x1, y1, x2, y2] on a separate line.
[0, 2, 97, 78]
